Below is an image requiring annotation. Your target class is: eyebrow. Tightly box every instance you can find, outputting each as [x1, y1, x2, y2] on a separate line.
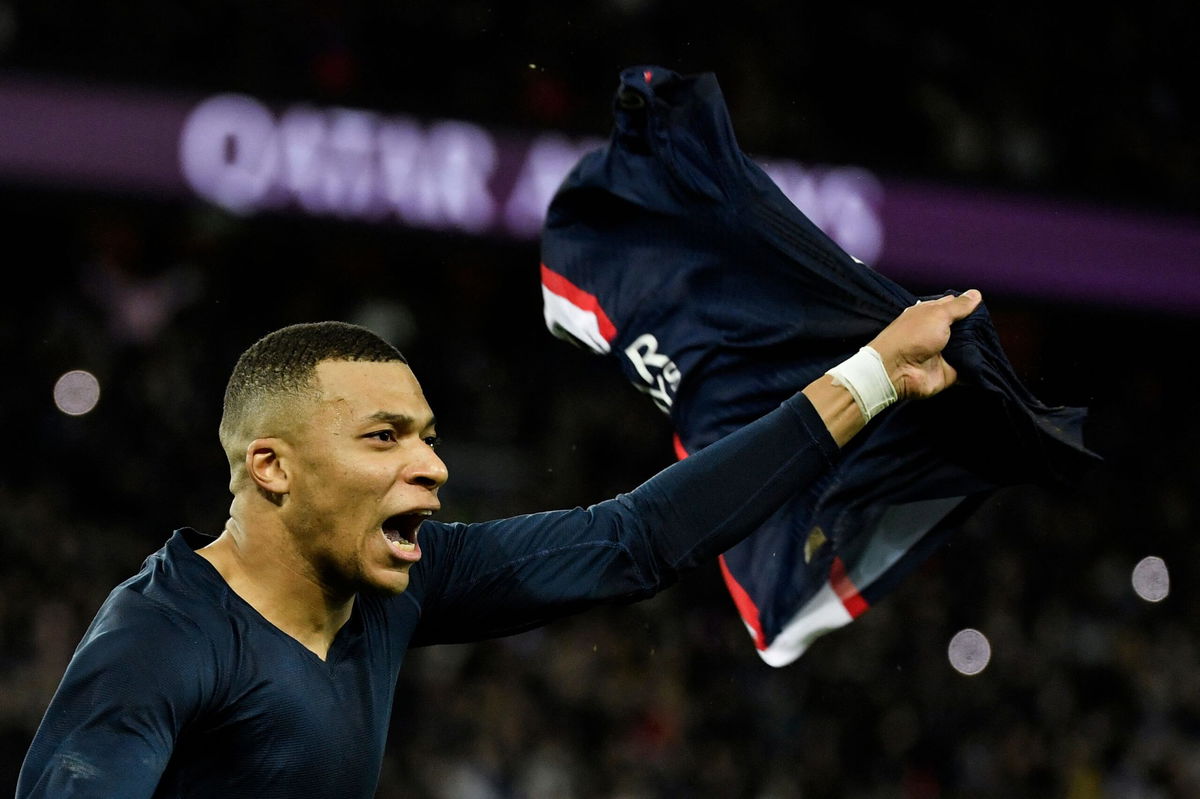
[363, 411, 437, 431]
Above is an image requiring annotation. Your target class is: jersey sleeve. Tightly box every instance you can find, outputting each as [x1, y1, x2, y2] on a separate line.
[16, 591, 215, 798]
[408, 391, 839, 645]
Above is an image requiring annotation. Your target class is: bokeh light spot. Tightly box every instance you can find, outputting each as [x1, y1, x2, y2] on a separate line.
[948, 628, 991, 676]
[1131, 556, 1169, 602]
[53, 370, 101, 416]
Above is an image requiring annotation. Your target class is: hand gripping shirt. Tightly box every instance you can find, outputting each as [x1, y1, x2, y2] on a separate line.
[18, 392, 838, 798]
[539, 65, 1100, 666]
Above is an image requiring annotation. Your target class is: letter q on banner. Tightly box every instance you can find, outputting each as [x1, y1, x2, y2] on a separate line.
[179, 94, 281, 215]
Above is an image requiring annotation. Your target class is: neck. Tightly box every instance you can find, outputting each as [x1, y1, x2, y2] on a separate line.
[197, 518, 354, 661]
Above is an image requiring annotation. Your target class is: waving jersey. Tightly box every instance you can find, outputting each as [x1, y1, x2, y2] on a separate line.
[539, 65, 1098, 665]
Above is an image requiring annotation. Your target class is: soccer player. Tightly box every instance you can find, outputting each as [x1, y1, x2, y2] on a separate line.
[18, 290, 980, 797]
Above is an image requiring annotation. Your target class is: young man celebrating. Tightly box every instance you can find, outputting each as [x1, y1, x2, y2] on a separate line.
[18, 290, 980, 797]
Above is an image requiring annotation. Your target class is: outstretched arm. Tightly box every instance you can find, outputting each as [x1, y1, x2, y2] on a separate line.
[411, 291, 984, 643]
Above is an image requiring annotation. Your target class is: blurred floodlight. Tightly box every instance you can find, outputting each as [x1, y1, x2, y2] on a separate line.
[1131, 556, 1169, 602]
[53, 370, 101, 416]
[947, 628, 991, 676]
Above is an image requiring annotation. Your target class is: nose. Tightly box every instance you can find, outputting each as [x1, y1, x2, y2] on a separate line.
[408, 443, 449, 490]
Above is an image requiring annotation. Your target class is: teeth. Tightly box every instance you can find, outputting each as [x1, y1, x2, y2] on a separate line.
[381, 511, 432, 555]
[382, 527, 418, 553]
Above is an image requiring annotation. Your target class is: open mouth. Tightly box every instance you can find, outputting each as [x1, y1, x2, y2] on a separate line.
[381, 512, 430, 555]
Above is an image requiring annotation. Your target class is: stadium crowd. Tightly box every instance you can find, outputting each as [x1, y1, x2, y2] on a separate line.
[2, 3, 1198, 796]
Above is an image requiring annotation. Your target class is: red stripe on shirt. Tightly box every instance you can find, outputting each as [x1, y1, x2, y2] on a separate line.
[718, 554, 768, 650]
[829, 556, 870, 618]
[539, 263, 617, 343]
[672, 432, 689, 461]
[680, 434, 769, 650]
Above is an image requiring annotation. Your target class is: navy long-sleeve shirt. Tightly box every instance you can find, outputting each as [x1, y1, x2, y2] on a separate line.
[17, 391, 838, 798]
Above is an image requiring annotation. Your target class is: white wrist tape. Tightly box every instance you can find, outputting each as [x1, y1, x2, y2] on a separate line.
[825, 346, 898, 422]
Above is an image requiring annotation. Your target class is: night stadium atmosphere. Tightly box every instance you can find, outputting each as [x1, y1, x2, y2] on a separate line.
[3, 4, 1199, 797]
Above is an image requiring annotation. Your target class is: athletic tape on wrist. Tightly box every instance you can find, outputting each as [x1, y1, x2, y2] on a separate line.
[825, 346, 898, 422]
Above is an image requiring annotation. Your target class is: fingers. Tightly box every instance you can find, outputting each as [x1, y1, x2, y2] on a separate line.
[937, 289, 982, 321]
[911, 289, 981, 318]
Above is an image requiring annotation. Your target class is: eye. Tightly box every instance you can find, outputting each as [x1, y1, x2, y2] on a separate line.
[367, 430, 397, 443]
[422, 435, 441, 450]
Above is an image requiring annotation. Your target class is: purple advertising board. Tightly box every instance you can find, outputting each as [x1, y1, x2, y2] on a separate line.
[3, 71, 1198, 312]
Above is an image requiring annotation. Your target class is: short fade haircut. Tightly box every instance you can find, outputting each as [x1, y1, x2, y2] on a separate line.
[219, 321, 407, 481]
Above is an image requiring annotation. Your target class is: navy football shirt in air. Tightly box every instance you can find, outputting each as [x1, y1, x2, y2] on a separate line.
[539, 65, 1098, 666]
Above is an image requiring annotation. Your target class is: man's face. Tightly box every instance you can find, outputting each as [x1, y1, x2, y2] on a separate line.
[280, 359, 448, 596]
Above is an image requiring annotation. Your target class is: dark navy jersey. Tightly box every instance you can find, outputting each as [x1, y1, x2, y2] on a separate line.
[18, 392, 838, 798]
[540, 65, 1099, 665]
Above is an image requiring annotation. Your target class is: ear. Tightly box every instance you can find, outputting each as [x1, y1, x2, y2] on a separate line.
[245, 438, 290, 497]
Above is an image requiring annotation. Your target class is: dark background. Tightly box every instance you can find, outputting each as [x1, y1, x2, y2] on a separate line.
[2, 4, 1199, 797]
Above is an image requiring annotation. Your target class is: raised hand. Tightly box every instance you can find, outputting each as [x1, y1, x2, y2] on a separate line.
[867, 290, 983, 400]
